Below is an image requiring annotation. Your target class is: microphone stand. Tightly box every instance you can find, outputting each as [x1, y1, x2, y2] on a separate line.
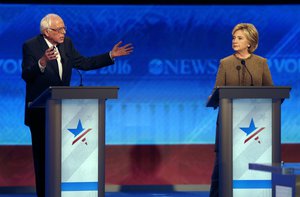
[75, 69, 83, 86]
[236, 65, 241, 86]
[241, 60, 253, 86]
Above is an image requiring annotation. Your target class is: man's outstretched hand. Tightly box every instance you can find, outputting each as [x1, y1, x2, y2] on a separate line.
[110, 41, 133, 58]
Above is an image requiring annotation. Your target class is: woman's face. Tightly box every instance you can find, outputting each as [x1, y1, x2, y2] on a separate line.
[232, 30, 250, 53]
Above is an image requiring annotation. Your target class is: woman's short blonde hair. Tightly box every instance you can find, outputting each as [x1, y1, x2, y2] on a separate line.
[232, 23, 259, 53]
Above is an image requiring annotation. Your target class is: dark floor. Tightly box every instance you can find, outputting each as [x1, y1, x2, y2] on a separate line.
[0, 192, 209, 197]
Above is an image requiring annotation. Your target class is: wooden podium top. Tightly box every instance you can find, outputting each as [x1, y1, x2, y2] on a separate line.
[30, 86, 119, 108]
[206, 86, 291, 108]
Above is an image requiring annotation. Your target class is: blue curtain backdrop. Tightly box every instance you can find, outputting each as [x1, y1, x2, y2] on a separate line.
[0, 4, 299, 145]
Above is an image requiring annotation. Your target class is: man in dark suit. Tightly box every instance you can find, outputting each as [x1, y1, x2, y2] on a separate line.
[21, 13, 133, 197]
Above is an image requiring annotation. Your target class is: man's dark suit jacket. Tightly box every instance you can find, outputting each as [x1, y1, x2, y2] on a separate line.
[22, 34, 114, 126]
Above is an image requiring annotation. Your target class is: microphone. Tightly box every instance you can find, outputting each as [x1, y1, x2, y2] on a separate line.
[236, 65, 241, 86]
[75, 69, 83, 86]
[63, 53, 83, 86]
[241, 60, 253, 86]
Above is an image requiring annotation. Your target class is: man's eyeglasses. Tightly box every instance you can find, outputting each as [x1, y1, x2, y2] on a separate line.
[48, 26, 67, 34]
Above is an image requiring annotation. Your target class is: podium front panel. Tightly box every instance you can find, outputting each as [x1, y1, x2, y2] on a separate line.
[61, 99, 99, 197]
[232, 99, 272, 196]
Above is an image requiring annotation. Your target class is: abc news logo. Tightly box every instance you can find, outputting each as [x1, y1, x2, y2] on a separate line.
[148, 59, 217, 75]
[1, 58, 300, 75]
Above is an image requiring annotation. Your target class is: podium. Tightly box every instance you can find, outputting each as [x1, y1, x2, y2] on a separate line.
[30, 86, 119, 197]
[206, 86, 291, 197]
[249, 162, 300, 197]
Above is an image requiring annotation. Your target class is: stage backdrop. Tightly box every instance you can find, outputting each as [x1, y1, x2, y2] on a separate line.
[0, 4, 299, 145]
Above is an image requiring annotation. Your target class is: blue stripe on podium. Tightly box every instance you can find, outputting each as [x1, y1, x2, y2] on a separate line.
[61, 182, 98, 191]
[233, 180, 272, 188]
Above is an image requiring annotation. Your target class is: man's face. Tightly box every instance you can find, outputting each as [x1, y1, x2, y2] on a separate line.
[45, 17, 66, 45]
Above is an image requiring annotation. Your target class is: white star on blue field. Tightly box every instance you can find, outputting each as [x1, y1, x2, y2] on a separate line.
[240, 118, 257, 135]
[68, 120, 84, 137]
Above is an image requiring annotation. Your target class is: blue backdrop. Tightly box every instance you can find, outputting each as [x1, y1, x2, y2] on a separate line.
[0, 4, 299, 145]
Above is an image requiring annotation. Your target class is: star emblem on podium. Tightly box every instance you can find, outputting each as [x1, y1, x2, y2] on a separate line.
[68, 119, 92, 145]
[240, 118, 265, 144]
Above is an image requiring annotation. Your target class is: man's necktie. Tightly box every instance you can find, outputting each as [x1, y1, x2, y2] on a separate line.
[54, 46, 63, 80]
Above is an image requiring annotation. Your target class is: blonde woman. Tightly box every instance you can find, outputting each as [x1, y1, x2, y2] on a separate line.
[209, 23, 273, 197]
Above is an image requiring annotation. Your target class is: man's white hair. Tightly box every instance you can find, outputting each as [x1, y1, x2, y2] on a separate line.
[40, 13, 61, 34]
